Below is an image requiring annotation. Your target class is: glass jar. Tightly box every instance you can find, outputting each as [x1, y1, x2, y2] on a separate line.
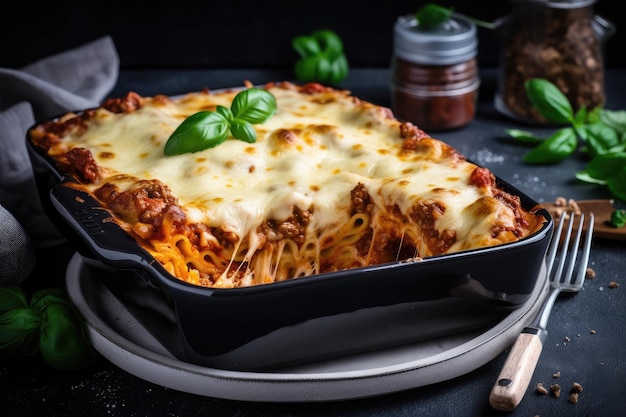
[391, 14, 480, 131]
[494, 0, 615, 124]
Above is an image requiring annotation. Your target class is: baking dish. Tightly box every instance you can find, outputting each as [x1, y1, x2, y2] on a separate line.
[26, 107, 553, 371]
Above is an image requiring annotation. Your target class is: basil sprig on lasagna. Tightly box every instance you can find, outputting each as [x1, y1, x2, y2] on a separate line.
[164, 87, 277, 155]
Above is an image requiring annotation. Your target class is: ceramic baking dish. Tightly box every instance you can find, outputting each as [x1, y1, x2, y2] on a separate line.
[26, 119, 553, 371]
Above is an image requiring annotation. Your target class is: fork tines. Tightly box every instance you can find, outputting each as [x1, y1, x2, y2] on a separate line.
[545, 211, 595, 285]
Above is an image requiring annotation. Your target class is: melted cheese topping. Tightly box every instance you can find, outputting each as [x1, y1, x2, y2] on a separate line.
[33, 83, 543, 287]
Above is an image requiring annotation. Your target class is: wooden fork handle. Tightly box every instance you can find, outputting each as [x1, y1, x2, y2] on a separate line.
[489, 328, 544, 411]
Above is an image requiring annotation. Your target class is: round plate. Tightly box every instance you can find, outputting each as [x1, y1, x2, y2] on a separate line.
[66, 253, 548, 402]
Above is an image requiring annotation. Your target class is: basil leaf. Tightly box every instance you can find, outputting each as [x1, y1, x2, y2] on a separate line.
[328, 54, 349, 84]
[295, 56, 321, 81]
[231, 88, 277, 124]
[581, 123, 620, 157]
[506, 129, 544, 144]
[610, 209, 626, 228]
[0, 308, 42, 357]
[576, 152, 626, 182]
[575, 170, 606, 185]
[215, 105, 233, 122]
[230, 119, 257, 143]
[415, 4, 454, 29]
[0, 286, 28, 314]
[573, 106, 589, 126]
[292, 36, 322, 57]
[525, 79, 574, 125]
[164, 111, 229, 155]
[292, 29, 349, 84]
[30, 288, 68, 309]
[314, 58, 333, 83]
[523, 128, 578, 164]
[39, 302, 98, 370]
[599, 109, 626, 135]
[607, 167, 626, 201]
[313, 29, 344, 56]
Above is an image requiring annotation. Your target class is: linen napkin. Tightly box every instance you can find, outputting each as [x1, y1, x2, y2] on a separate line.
[0, 36, 119, 284]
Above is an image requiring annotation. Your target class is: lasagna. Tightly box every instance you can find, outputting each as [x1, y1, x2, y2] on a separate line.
[29, 81, 545, 288]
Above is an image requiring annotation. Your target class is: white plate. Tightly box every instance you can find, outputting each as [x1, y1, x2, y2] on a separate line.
[66, 253, 548, 402]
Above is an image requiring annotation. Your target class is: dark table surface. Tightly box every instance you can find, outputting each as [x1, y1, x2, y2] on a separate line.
[2, 67, 625, 417]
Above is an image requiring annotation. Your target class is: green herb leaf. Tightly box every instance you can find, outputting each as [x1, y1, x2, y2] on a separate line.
[599, 109, 626, 134]
[525, 79, 574, 125]
[505, 129, 544, 144]
[0, 308, 42, 357]
[577, 152, 626, 182]
[230, 119, 257, 143]
[312, 30, 344, 57]
[292, 29, 349, 84]
[607, 167, 626, 201]
[30, 288, 68, 309]
[39, 301, 98, 371]
[581, 122, 620, 157]
[231, 88, 277, 124]
[164, 111, 230, 155]
[292, 36, 322, 57]
[0, 286, 28, 314]
[415, 3, 454, 29]
[523, 128, 578, 164]
[164, 88, 277, 155]
[507, 78, 626, 202]
[610, 209, 626, 227]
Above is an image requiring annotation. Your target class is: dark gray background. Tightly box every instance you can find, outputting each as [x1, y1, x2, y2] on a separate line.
[2, 0, 623, 69]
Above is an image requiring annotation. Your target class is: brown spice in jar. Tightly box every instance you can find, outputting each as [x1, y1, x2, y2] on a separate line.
[392, 58, 479, 131]
[499, 3, 605, 123]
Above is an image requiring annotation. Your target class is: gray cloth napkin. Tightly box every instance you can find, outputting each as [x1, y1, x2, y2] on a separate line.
[0, 36, 119, 284]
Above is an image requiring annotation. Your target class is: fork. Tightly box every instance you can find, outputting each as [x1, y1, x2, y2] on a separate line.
[489, 211, 595, 412]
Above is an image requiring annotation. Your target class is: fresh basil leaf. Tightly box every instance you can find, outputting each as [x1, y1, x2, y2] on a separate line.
[164, 111, 229, 155]
[525, 79, 574, 125]
[30, 288, 68, 310]
[581, 123, 620, 157]
[506, 129, 544, 144]
[0, 286, 28, 314]
[230, 119, 257, 143]
[523, 128, 577, 164]
[575, 170, 606, 185]
[577, 152, 626, 181]
[610, 209, 626, 227]
[39, 302, 98, 370]
[231, 88, 277, 124]
[313, 29, 344, 56]
[415, 4, 454, 29]
[292, 29, 349, 84]
[607, 167, 626, 201]
[295, 55, 321, 81]
[599, 109, 626, 135]
[314, 58, 333, 83]
[292, 36, 322, 57]
[573, 106, 589, 126]
[328, 55, 349, 84]
[0, 308, 42, 357]
[215, 105, 233, 122]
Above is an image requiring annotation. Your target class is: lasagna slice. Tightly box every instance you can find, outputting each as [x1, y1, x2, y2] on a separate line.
[29, 81, 545, 288]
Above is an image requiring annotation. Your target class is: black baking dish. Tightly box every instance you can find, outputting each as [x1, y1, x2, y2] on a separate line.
[26, 122, 553, 371]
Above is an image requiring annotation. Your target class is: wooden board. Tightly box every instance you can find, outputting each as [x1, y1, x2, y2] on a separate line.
[542, 199, 626, 241]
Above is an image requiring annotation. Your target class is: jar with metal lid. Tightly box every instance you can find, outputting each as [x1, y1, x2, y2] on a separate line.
[494, 0, 615, 124]
[391, 14, 480, 131]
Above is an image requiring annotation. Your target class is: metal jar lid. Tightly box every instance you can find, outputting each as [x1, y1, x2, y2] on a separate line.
[394, 14, 478, 66]
[511, 0, 597, 9]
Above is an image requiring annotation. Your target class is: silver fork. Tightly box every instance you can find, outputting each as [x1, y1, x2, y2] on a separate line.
[489, 211, 595, 412]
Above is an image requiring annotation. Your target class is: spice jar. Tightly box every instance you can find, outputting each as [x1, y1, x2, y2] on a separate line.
[494, 0, 615, 124]
[391, 14, 480, 131]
